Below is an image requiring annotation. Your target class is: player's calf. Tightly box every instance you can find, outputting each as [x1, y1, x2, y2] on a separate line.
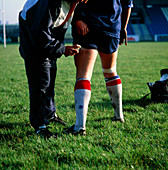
[102, 68, 124, 123]
[74, 78, 91, 132]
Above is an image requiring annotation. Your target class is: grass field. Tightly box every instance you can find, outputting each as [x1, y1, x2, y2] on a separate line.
[0, 42, 168, 169]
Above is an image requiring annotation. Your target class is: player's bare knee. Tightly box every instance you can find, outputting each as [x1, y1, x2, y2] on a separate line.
[102, 65, 117, 78]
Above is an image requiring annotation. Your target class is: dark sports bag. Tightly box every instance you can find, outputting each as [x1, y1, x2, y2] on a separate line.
[144, 69, 168, 103]
[147, 79, 168, 103]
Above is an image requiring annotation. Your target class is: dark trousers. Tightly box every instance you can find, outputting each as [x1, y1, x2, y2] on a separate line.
[24, 57, 57, 131]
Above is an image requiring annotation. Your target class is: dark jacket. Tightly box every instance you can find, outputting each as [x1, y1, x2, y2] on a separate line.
[19, 0, 67, 59]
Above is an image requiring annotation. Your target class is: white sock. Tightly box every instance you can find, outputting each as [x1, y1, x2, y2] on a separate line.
[105, 75, 124, 121]
[74, 79, 91, 131]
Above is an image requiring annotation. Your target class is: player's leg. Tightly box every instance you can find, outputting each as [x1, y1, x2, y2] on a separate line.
[72, 48, 98, 133]
[66, 23, 98, 134]
[99, 50, 124, 123]
[74, 48, 98, 80]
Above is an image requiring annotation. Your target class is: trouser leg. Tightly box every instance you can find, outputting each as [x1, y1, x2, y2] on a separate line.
[25, 58, 57, 131]
[44, 59, 57, 120]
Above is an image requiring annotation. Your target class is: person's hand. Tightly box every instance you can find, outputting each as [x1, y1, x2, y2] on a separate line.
[119, 29, 127, 45]
[76, 20, 89, 36]
[64, 44, 81, 57]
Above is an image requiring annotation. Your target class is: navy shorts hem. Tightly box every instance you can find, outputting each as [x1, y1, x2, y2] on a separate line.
[72, 29, 119, 54]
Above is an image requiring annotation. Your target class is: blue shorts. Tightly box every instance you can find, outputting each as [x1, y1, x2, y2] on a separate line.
[72, 28, 120, 54]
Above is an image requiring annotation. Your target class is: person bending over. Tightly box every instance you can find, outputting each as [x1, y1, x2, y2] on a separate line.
[19, 0, 88, 138]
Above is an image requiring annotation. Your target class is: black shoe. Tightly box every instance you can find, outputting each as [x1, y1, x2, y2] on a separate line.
[64, 124, 86, 136]
[47, 115, 67, 126]
[111, 116, 125, 123]
[36, 127, 57, 139]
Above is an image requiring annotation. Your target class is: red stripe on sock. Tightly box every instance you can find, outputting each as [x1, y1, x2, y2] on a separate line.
[106, 79, 121, 86]
[74, 80, 91, 91]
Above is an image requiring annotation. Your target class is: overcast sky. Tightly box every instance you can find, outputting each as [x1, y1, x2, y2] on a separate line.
[0, 0, 26, 24]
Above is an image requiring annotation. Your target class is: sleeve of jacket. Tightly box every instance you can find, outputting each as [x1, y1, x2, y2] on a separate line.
[26, 0, 65, 59]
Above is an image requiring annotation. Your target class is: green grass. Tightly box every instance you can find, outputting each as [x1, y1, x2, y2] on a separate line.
[0, 42, 168, 169]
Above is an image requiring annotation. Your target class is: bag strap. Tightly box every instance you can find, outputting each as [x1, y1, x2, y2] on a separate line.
[141, 93, 151, 100]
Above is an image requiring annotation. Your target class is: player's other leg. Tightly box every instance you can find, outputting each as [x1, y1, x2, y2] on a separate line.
[65, 48, 98, 135]
[99, 50, 124, 123]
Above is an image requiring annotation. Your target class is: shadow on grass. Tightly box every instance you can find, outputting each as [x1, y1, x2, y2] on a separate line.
[59, 97, 152, 124]
[90, 97, 152, 110]
[0, 121, 33, 141]
[62, 97, 152, 111]
[0, 121, 29, 129]
[123, 98, 152, 109]
[1, 103, 28, 115]
[92, 98, 152, 121]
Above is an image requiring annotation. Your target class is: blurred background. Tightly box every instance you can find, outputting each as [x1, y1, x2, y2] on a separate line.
[0, 0, 168, 43]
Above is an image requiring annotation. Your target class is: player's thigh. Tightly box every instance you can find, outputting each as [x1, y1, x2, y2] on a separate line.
[99, 50, 118, 77]
[74, 48, 98, 79]
[99, 50, 118, 69]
